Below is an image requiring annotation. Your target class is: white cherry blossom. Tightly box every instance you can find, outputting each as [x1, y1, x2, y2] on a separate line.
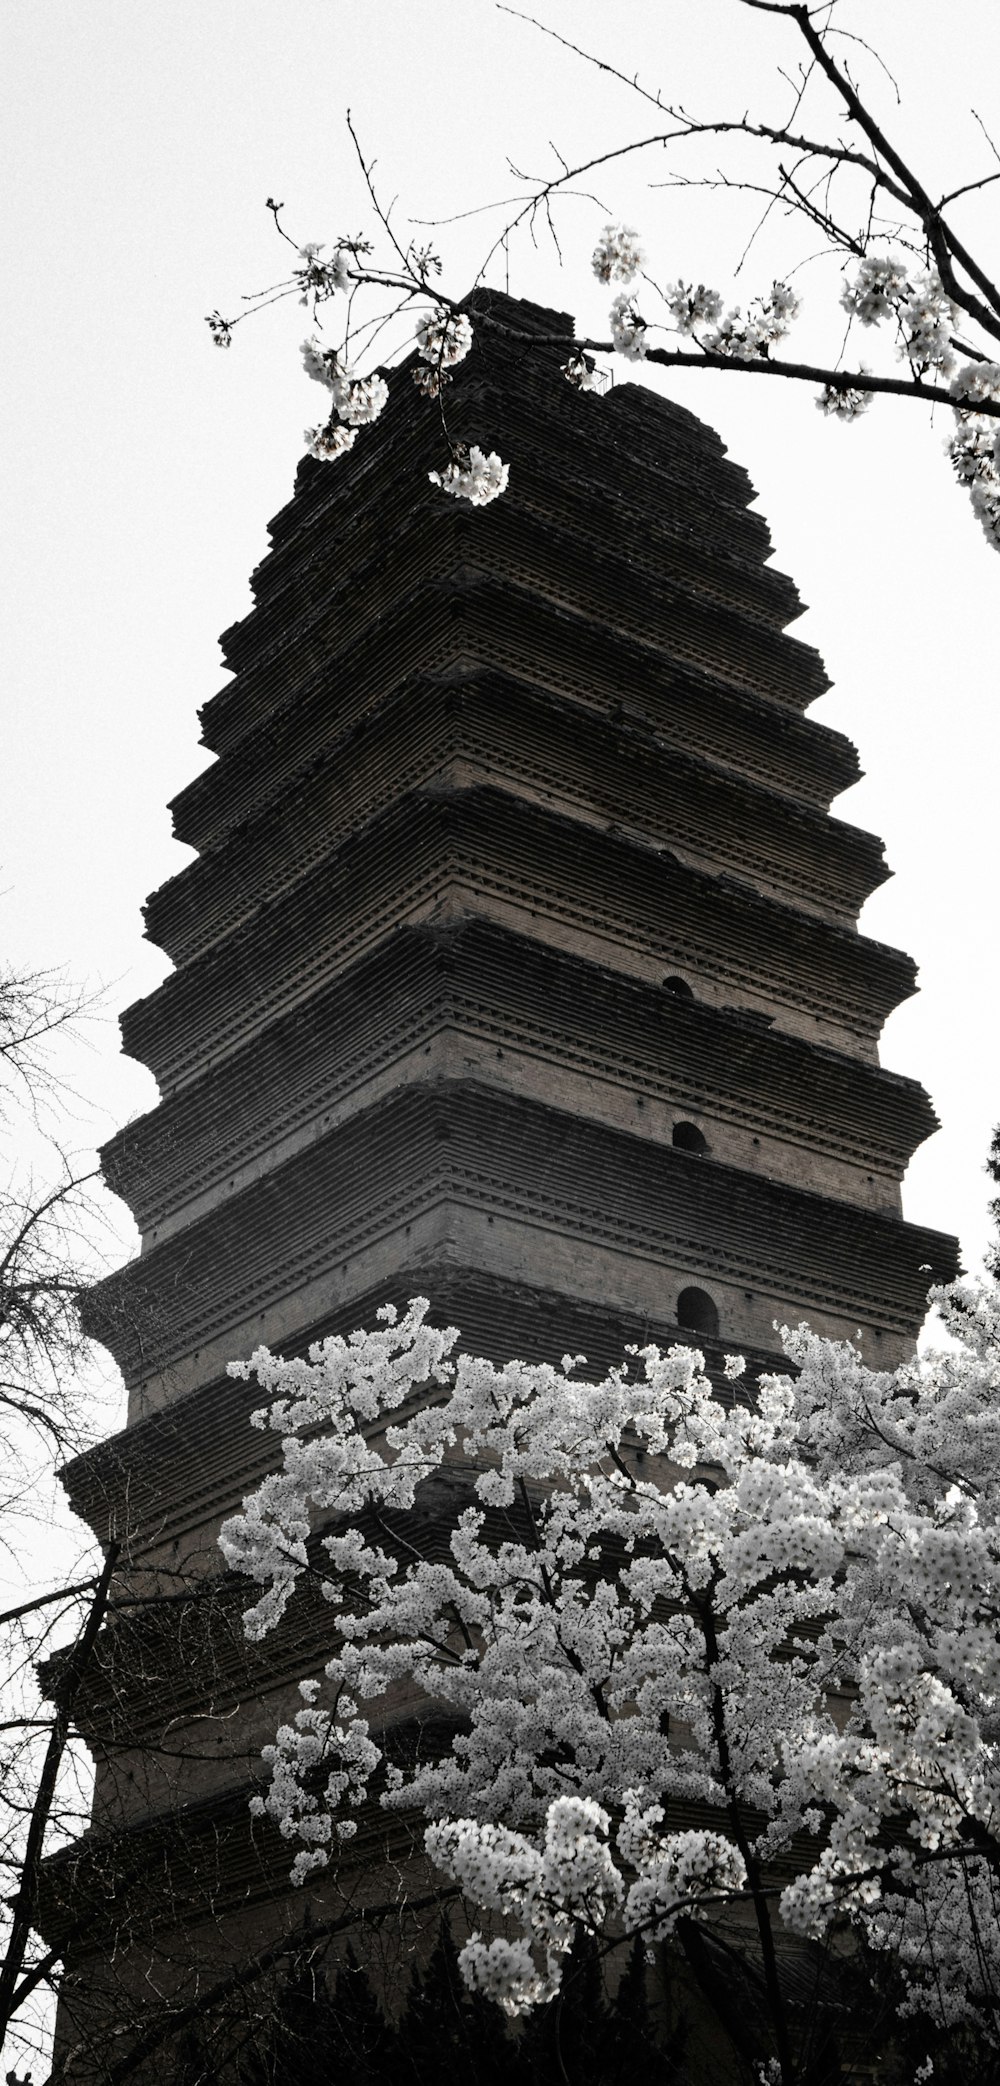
[303, 421, 357, 462]
[415, 306, 473, 370]
[330, 370, 389, 426]
[294, 242, 352, 307]
[816, 380, 872, 420]
[591, 223, 645, 285]
[609, 293, 648, 360]
[841, 252, 913, 327]
[428, 445, 509, 505]
[665, 280, 724, 334]
[301, 345, 388, 424]
[899, 270, 957, 378]
[300, 337, 338, 386]
[561, 353, 605, 392]
[221, 1277, 1000, 2046]
[702, 282, 800, 360]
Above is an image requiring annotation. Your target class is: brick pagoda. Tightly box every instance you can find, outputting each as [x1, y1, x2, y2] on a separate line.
[51, 292, 957, 2048]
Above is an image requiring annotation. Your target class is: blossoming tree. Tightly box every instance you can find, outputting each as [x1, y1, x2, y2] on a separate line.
[220, 1277, 1000, 2083]
[210, 0, 1000, 550]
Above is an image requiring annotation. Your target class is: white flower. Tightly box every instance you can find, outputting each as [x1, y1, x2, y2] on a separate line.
[609, 295, 648, 361]
[665, 281, 724, 335]
[331, 370, 389, 426]
[327, 248, 351, 294]
[301, 343, 388, 426]
[948, 375, 1000, 554]
[623, 1826, 748, 1943]
[301, 337, 337, 387]
[428, 444, 509, 506]
[304, 421, 358, 462]
[225, 1274, 1000, 2032]
[841, 253, 912, 326]
[703, 282, 800, 361]
[458, 1936, 559, 2015]
[898, 270, 957, 378]
[289, 1848, 329, 1886]
[561, 355, 605, 393]
[950, 361, 1000, 407]
[592, 223, 645, 286]
[295, 244, 351, 302]
[767, 281, 800, 327]
[841, 257, 955, 375]
[817, 380, 872, 421]
[412, 308, 474, 398]
[415, 307, 473, 370]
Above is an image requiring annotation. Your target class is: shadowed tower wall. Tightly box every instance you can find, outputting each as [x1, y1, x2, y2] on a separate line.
[50, 292, 956, 2043]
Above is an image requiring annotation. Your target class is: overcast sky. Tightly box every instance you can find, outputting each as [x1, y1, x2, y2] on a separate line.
[3, 0, 999, 1333]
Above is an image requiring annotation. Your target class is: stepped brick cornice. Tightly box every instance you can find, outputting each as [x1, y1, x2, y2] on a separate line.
[199, 491, 830, 769]
[123, 790, 916, 1104]
[82, 1080, 955, 1403]
[145, 674, 886, 972]
[172, 581, 850, 854]
[217, 493, 808, 720]
[103, 924, 935, 1243]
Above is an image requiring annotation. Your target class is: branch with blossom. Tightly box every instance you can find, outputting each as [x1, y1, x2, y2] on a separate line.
[220, 1275, 1000, 2079]
[210, 2, 1000, 551]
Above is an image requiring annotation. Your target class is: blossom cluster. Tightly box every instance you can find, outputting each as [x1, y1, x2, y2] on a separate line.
[413, 305, 474, 397]
[664, 280, 724, 335]
[411, 307, 509, 503]
[608, 293, 648, 361]
[591, 223, 645, 286]
[303, 421, 358, 462]
[295, 300, 509, 505]
[561, 353, 604, 394]
[838, 253, 1000, 549]
[948, 361, 1000, 551]
[700, 281, 801, 360]
[292, 238, 366, 312]
[646, 273, 799, 362]
[300, 337, 389, 465]
[427, 444, 509, 506]
[816, 379, 872, 421]
[841, 253, 957, 377]
[594, 225, 795, 364]
[840, 252, 913, 328]
[220, 1277, 1000, 2037]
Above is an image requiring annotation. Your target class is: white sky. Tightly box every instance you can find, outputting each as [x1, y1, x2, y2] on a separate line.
[0, 8, 998, 2065]
[3, 0, 999, 1328]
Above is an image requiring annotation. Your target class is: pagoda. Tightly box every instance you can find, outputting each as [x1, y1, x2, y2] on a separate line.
[49, 292, 956, 2050]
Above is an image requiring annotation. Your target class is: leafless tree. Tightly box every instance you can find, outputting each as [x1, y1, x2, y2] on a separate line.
[0, 962, 120, 2072]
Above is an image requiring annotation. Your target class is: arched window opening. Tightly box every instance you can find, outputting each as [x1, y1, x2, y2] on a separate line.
[677, 1287, 719, 1338]
[672, 1121, 708, 1155]
[663, 975, 694, 999]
